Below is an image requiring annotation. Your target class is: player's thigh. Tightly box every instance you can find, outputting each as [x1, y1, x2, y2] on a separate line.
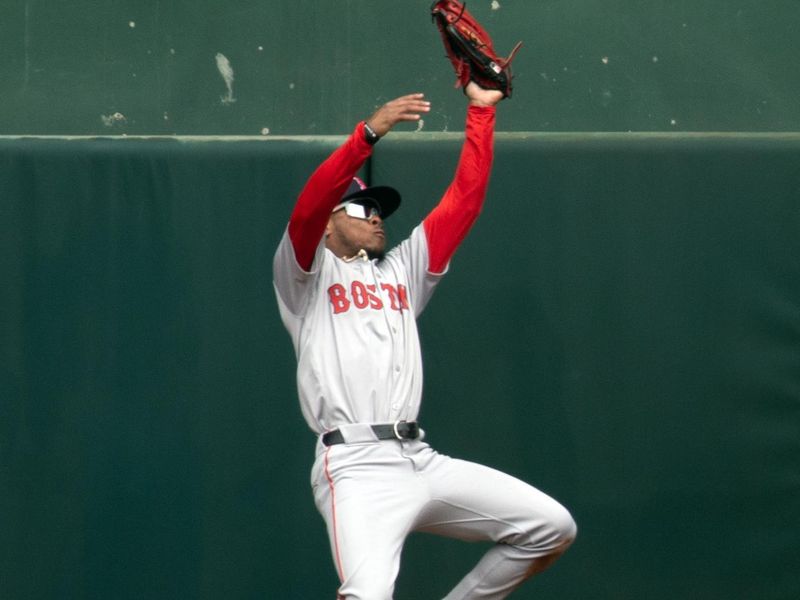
[327, 487, 408, 599]
[416, 456, 576, 549]
[312, 445, 426, 590]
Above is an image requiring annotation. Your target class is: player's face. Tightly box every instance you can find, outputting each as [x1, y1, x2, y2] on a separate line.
[326, 201, 387, 260]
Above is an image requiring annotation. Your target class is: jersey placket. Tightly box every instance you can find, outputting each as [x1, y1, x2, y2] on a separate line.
[368, 260, 408, 418]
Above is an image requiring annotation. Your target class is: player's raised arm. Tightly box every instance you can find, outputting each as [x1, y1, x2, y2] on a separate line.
[422, 82, 504, 274]
[287, 94, 430, 272]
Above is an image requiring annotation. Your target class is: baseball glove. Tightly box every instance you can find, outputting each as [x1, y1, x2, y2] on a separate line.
[431, 0, 522, 98]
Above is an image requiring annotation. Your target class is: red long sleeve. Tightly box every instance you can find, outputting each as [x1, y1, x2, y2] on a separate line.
[423, 105, 495, 274]
[288, 122, 374, 271]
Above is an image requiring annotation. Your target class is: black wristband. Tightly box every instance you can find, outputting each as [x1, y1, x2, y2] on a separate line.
[363, 122, 380, 145]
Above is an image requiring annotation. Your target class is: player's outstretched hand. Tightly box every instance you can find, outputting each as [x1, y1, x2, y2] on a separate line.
[365, 93, 431, 137]
[465, 81, 504, 107]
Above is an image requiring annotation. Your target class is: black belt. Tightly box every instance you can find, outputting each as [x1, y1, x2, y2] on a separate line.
[322, 421, 420, 446]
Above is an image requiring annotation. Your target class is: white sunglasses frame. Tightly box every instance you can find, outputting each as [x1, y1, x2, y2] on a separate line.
[339, 202, 381, 220]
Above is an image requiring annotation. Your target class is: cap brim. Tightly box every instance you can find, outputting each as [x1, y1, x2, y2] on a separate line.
[340, 186, 401, 219]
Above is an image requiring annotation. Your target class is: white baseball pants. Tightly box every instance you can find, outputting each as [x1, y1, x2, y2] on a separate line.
[311, 431, 577, 600]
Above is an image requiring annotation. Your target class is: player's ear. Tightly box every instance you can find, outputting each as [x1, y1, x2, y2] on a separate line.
[325, 217, 335, 237]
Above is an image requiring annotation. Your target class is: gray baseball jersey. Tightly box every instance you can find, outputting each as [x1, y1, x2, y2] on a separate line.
[273, 225, 443, 434]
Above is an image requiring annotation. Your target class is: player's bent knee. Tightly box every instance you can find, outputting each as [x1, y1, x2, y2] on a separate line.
[520, 502, 577, 555]
[520, 507, 577, 578]
[553, 506, 578, 548]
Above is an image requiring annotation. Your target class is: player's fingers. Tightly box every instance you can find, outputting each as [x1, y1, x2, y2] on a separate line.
[385, 94, 429, 110]
[391, 92, 426, 102]
[390, 99, 431, 118]
[386, 103, 430, 119]
[395, 104, 430, 118]
[368, 98, 430, 135]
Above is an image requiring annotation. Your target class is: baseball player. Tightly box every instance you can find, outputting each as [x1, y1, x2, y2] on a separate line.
[272, 82, 576, 599]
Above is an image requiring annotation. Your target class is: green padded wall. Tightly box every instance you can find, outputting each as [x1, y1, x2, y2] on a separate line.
[2, 132, 799, 599]
[2, 1, 800, 135]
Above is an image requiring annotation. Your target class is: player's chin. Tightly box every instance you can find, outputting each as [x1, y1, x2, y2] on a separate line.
[366, 238, 387, 261]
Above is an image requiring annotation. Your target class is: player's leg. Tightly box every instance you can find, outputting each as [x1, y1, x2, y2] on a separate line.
[311, 443, 426, 600]
[412, 448, 577, 600]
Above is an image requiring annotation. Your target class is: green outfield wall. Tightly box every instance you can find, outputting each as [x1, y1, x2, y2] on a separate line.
[1, 132, 799, 599]
[2, 1, 800, 135]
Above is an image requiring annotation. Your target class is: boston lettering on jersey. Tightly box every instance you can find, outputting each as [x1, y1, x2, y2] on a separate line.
[327, 281, 409, 314]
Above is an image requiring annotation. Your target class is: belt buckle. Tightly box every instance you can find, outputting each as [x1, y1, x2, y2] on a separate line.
[392, 420, 405, 440]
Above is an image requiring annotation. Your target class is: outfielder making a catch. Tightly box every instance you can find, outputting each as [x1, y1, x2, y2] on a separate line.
[275, 9, 573, 595]
[272, 77, 576, 600]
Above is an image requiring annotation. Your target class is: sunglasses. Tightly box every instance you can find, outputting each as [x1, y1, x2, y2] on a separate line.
[339, 202, 381, 220]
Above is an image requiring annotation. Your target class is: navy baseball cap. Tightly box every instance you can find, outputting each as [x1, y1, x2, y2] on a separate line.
[335, 176, 401, 219]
